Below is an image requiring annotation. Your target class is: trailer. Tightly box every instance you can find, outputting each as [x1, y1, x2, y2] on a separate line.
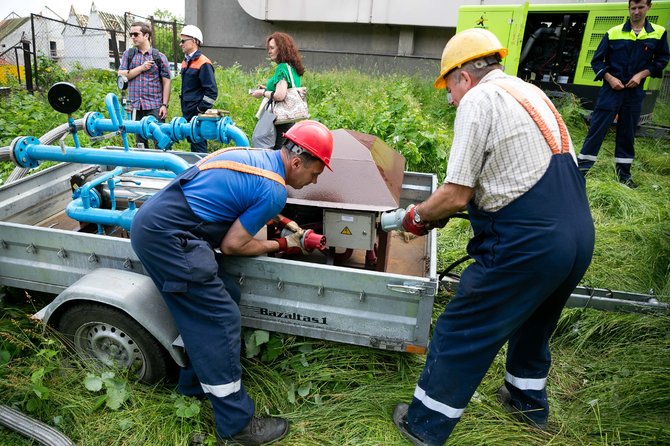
[0, 82, 441, 383]
[1, 82, 667, 388]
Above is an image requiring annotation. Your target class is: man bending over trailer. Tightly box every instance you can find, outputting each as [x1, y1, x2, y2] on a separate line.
[130, 120, 333, 445]
[390, 28, 595, 445]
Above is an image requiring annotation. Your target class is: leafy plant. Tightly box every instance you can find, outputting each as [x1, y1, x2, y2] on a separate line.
[83, 371, 131, 410]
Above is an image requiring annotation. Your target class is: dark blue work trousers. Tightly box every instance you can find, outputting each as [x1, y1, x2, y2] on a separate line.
[130, 167, 255, 438]
[579, 86, 643, 181]
[183, 108, 209, 153]
[406, 153, 595, 445]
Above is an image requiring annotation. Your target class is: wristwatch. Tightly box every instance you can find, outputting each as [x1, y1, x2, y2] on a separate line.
[413, 206, 423, 224]
[161, 103, 167, 108]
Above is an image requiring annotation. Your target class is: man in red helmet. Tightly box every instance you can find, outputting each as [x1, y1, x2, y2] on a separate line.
[130, 120, 333, 445]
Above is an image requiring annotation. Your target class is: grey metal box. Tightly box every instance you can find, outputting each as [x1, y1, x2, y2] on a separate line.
[323, 209, 376, 250]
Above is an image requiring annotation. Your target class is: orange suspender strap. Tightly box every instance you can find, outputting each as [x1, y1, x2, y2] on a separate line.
[197, 160, 286, 187]
[195, 147, 269, 167]
[491, 81, 570, 156]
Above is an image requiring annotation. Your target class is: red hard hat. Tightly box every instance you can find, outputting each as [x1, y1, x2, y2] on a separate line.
[283, 120, 334, 171]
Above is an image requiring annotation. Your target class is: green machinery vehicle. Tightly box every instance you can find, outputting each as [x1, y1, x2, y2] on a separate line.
[457, 1, 670, 122]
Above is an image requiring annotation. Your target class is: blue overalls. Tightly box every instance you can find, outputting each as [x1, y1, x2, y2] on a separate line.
[405, 83, 595, 445]
[578, 19, 670, 181]
[579, 83, 643, 181]
[130, 156, 285, 439]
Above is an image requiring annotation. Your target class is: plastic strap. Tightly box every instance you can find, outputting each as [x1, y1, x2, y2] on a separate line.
[197, 160, 286, 187]
[195, 147, 269, 167]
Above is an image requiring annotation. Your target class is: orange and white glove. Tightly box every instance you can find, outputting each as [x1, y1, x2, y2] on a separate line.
[273, 214, 304, 235]
[275, 230, 310, 255]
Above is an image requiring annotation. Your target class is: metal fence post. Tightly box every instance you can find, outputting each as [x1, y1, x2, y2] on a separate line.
[30, 14, 37, 90]
[21, 39, 34, 93]
[172, 20, 179, 76]
[13, 48, 22, 84]
[110, 30, 120, 69]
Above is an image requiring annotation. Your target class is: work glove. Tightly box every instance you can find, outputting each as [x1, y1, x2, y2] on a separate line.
[275, 230, 311, 255]
[401, 204, 428, 236]
[274, 214, 304, 235]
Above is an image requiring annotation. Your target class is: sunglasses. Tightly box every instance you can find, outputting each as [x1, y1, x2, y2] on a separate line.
[180, 38, 194, 44]
[129, 32, 142, 37]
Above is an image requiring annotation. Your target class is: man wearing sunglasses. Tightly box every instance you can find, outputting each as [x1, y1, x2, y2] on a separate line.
[118, 21, 171, 149]
[179, 25, 218, 153]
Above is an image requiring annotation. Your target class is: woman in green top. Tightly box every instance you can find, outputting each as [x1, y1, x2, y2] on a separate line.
[251, 32, 305, 149]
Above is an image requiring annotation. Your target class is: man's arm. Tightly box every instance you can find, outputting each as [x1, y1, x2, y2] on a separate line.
[646, 29, 670, 78]
[220, 219, 279, 256]
[197, 63, 218, 112]
[591, 32, 611, 81]
[415, 182, 474, 223]
[160, 76, 171, 119]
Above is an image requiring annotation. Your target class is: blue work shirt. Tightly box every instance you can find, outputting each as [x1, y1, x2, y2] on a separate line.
[182, 149, 287, 236]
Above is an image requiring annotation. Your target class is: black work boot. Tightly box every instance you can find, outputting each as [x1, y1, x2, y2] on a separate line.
[619, 177, 639, 189]
[496, 386, 548, 431]
[217, 417, 288, 446]
[392, 403, 434, 446]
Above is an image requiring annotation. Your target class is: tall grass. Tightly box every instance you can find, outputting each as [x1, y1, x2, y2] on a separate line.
[1, 66, 669, 445]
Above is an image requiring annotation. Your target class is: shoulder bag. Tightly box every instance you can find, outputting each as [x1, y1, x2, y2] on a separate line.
[251, 100, 277, 149]
[272, 66, 309, 125]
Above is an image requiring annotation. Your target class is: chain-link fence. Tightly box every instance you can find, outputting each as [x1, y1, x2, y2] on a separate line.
[660, 72, 670, 103]
[124, 12, 183, 74]
[0, 12, 182, 91]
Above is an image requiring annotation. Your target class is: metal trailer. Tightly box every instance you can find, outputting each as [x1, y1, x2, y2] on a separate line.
[0, 155, 438, 384]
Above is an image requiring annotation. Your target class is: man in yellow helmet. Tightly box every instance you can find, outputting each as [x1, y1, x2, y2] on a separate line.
[390, 28, 595, 445]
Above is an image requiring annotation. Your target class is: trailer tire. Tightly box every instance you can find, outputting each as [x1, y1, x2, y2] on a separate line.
[56, 303, 172, 385]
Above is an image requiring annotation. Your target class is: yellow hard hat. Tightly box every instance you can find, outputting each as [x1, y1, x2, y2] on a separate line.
[434, 28, 508, 89]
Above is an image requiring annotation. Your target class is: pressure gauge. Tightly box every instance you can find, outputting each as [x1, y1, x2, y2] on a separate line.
[117, 75, 129, 91]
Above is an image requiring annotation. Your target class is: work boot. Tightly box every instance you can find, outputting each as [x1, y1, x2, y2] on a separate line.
[619, 178, 639, 189]
[496, 386, 548, 431]
[392, 403, 434, 446]
[217, 417, 288, 446]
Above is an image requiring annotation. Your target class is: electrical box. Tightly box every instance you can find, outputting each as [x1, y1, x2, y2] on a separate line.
[323, 209, 376, 250]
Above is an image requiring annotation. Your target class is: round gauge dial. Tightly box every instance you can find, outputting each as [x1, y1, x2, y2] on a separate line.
[117, 75, 129, 91]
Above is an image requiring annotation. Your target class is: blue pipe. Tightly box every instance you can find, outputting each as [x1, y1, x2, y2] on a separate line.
[76, 167, 126, 209]
[11, 136, 190, 174]
[85, 104, 250, 150]
[224, 121, 249, 147]
[66, 198, 137, 230]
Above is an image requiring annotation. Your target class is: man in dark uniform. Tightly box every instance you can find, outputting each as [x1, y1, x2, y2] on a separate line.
[390, 28, 595, 445]
[130, 120, 334, 445]
[179, 25, 218, 153]
[578, 0, 669, 188]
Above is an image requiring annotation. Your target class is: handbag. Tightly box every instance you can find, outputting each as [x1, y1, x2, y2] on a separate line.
[251, 100, 277, 149]
[272, 66, 309, 125]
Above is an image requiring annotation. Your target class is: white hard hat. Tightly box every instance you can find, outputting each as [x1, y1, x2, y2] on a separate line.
[181, 25, 203, 45]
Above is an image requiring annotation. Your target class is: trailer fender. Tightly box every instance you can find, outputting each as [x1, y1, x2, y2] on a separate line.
[33, 268, 186, 367]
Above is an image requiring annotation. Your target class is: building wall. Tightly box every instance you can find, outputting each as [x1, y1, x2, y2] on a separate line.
[186, 0, 448, 79]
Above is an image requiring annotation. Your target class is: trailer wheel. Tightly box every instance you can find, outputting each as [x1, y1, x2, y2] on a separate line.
[57, 303, 172, 384]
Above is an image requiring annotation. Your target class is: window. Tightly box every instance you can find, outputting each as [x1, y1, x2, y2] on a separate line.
[49, 41, 57, 59]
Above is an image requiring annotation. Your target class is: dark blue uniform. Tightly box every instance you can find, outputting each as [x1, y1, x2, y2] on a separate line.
[405, 83, 595, 445]
[130, 149, 286, 439]
[180, 50, 218, 153]
[578, 18, 669, 181]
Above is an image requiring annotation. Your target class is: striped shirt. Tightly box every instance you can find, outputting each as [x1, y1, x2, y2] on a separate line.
[445, 69, 576, 212]
[119, 48, 170, 110]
